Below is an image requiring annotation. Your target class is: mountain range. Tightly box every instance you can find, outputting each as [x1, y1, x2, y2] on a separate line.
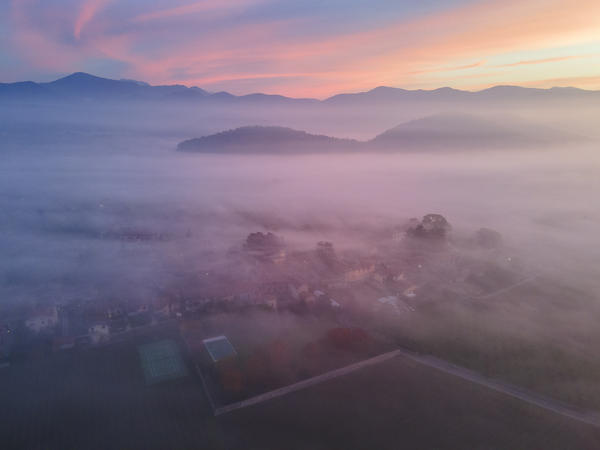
[177, 113, 587, 153]
[2, 72, 599, 106]
[0, 72, 316, 105]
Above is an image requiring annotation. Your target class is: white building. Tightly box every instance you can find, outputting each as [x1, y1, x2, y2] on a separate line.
[25, 306, 58, 334]
[376, 296, 413, 314]
[89, 323, 110, 345]
[403, 285, 418, 298]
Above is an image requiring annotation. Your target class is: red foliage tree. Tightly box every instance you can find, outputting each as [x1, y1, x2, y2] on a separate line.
[326, 327, 370, 352]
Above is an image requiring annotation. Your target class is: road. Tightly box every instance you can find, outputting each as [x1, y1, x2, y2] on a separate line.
[213, 344, 600, 428]
[396, 348, 600, 428]
[209, 276, 600, 427]
[214, 349, 402, 416]
[473, 276, 537, 299]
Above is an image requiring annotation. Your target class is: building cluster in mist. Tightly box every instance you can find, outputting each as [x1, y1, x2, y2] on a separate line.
[0, 212, 518, 371]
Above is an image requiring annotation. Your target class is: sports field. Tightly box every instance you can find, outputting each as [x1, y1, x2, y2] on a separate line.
[138, 339, 188, 385]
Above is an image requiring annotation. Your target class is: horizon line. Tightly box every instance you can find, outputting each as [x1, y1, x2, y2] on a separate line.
[2, 71, 598, 100]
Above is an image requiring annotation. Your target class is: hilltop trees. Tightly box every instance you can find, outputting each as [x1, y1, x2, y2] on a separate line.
[407, 214, 452, 240]
[475, 227, 503, 249]
[244, 232, 283, 252]
[316, 241, 336, 266]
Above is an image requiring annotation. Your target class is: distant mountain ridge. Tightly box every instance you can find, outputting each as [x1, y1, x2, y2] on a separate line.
[0, 72, 316, 104]
[368, 113, 582, 150]
[177, 126, 360, 153]
[177, 113, 588, 153]
[1, 72, 599, 105]
[0, 72, 209, 101]
[324, 85, 600, 106]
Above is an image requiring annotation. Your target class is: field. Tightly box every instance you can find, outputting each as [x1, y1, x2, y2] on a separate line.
[220, 355, 600, 450]
[1, 323, 599, 449]
[180, 310, 395, 407]
[0, 326, 226, 450]
[370, 277, 600, 409]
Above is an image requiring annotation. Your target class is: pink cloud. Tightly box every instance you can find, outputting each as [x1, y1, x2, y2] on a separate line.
[8, 0, 600, 96]
[11, 0, 80, 71]
[289, 0, 600, 94]
[74, 0, 112, 40]
[132, 0, 265, 23]
[408, 61, 487, 76]
[520, 75, 600, 89]
[493, 54, 600, 68]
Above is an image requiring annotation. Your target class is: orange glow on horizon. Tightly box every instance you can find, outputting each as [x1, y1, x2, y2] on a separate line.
[7, 0, 600, 97]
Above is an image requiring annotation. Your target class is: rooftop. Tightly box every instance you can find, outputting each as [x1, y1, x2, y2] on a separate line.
[203, 335, 237, 362]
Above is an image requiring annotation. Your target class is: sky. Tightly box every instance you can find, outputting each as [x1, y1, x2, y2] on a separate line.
[1, 0, 599, 97]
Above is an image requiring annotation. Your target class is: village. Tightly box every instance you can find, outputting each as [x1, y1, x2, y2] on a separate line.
[0, 213, 519, 403]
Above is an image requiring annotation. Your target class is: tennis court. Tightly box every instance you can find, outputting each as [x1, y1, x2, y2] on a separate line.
[138, 339, 188, 385]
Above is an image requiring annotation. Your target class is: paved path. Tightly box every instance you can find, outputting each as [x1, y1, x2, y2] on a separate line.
[474, 276, 536, 299]
[210, 274, 600, 426]
[396, 349, 600, 428]
[214, 349, 402, 416]
[214, 344, 600, 428]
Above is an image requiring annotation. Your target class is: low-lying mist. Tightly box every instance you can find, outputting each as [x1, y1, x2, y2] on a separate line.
[1, 104, 599, 410]
[2, 135, 598, 303]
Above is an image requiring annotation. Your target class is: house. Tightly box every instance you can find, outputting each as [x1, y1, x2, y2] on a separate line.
[0, 323, 15, 366]
[25, 306, 58, 334]
[52, 336, 76, 351]
[289, 284, 299, 300]
[289, 283, 312, 301]
[344, 264, 375, 282]
[254, 281, 296, 310]
[329, 298, 341, 308]
[128, 304, 153, 326]
[155, 303, 172, 320]
[373, 272, 386, 283]
[403, 285, 418, 298]
[262, 294, 278, 310]
[237, 292, 252, 303]
[304, 294, 317, 305]
[376, 296, 412, 314]
[89, 323, 110, 345]
[392, 230, 405, 242]
[297, 284, 310, 295]
[107, 307, 125, 320]
[393, 273, 406, 282]
[373, 263, 394, 284]
[273, 249, 287, 264]
[377, 296, 398, 307]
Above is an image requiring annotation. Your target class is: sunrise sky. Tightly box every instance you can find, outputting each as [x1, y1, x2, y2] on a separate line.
[2, 0, 599, 97]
